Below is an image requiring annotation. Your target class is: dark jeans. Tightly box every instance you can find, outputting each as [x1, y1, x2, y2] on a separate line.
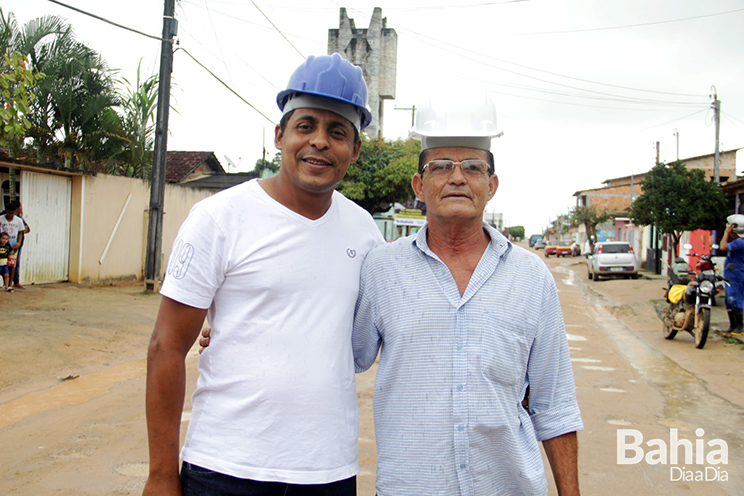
[180, 462, 357, 496]
[13, 247, 20, 284]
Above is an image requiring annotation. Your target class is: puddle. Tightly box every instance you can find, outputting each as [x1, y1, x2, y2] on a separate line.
[571, 358, 602, 363]
[0, 360, 146, 429]
[566, 334, 587, 342]
[600, 388, 627, 393]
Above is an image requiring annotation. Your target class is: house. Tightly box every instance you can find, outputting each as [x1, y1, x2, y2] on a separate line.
[166, 151, 258, 190]
[572, 149, 739, 272]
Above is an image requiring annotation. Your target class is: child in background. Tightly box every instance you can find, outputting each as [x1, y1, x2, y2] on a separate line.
[0, 232, 12, 291]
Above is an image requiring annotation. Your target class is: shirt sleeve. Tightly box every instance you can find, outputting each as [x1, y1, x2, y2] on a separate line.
[352, 251, 382, 373]
[729, 238, 744, 253]
[160, 203, 227, 309]
[526, 271, 584, 441]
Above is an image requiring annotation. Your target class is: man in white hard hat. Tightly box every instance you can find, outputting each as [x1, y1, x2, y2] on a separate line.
[352, 93, 583, 495]
[720, 214, 744, 335]
[143, 53, 384, 496]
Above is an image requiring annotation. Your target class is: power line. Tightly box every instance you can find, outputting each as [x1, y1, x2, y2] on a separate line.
[249, 0, 306, 59]
[721, 111, 744, 127]
[178, 47, 276, 125]
[338, 4, 708, 100]
[637, 109, 708, 131]
[393, 23, 708, 101]
[507, 7, 744, 35]
[386, 0, 528, 10]
[203, 0, 234, 86]
[47, 0, 166, 42]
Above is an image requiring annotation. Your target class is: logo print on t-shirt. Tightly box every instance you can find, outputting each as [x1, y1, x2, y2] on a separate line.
[167, 239, 194, 279]
[346, 248, 357, 258]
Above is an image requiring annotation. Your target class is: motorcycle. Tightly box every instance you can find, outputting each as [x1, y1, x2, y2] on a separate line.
[692, 246, 724, 306]
[654, 244, 725, 349]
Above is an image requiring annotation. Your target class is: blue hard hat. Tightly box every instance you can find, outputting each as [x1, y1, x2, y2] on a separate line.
[277, 53, 372, 130]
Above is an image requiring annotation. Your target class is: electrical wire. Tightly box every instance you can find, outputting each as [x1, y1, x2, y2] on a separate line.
[249, 0, 306, 59]
[203, 0, 234, 86]
[721, 111, 744, 127]
[507, 7, 744, 36]
[47, 0, 167, 42]
[177, 47, 276, 125]
[340, 4, 711, 100]
[637, 109, 708, 131]
[393, 23, 708, 102]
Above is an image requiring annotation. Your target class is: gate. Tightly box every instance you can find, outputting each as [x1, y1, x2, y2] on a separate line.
[19, 171, 72, 283]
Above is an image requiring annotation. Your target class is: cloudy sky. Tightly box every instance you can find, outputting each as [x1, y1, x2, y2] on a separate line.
[6, 0, 744, 235]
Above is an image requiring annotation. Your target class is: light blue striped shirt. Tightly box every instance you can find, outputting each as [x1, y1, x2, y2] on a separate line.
[353, 223, 583, 496]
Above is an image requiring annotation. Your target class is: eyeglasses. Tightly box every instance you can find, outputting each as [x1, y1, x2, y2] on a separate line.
[422, 159, 489, 176]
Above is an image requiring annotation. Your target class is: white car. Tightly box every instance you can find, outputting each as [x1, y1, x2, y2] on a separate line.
[587, 242, 639, 281]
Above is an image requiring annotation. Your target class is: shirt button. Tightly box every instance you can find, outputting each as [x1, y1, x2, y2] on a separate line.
[460, 464, 467, 470]
[457, 345, 463, 351]
[458, 425, 464, 432]
[457, 385, 463, 391]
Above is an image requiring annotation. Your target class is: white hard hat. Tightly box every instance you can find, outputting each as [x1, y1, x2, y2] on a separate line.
[728, 214, 744, 235]
[409, 92, 501, 150]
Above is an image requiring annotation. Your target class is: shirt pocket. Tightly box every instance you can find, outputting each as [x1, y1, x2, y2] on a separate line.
[477, 311, 531, 387]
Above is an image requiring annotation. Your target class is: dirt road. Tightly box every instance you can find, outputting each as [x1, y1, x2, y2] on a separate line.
[1, 246, 742, 495]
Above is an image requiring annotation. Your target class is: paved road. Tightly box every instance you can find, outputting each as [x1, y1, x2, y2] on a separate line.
[1, 247, 743, 495]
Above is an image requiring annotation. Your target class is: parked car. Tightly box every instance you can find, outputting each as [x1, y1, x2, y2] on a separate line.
[544, 240, 559, 257]
[555, 240, 573, 257]
[529, 234, 544, 247]
[534, 239, 547, 250]
[587, 241, 639, 280]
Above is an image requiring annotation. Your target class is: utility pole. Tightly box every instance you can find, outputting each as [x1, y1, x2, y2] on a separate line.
[711, 86, 721, 183]
[144, 0, 178, 292]
[673, 128, 679, 161]
[655, 141, 660, 165]
[394, 105, 416, 127]
[653, 141, 661, 274]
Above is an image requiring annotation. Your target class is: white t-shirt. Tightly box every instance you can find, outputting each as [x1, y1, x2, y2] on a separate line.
[0, 215, 25, 247]
[160, 179, 384, 484]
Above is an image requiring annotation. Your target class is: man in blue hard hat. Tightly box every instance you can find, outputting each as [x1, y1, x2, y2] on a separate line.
[143, 53, 384, 496]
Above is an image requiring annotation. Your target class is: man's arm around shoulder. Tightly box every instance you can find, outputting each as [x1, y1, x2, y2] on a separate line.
[143, 297, 208, 496]
[543, 431, 580, 496]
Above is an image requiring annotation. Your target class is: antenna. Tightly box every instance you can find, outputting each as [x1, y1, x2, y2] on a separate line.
[223, 155, 241, 172]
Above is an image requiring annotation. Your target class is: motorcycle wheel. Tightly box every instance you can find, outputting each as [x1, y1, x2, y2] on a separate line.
[662, 319, 677, 340]
[693, 307, 710, 349]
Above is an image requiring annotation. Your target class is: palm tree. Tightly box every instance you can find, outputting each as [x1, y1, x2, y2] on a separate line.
[108, 61, 159, 178]
[2, 9, 121, 168]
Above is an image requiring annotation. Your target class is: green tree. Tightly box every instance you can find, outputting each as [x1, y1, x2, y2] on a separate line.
[571, 205, 609, 252]
[2, 10, 120, 168]
[508, 226, 525, 240]
[336, 136, 420, 214]
[252, 152, 281, 177]
[0, 49, 42, 156]
[630, 161, 728, 254]
[105, 62, 159, 178]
